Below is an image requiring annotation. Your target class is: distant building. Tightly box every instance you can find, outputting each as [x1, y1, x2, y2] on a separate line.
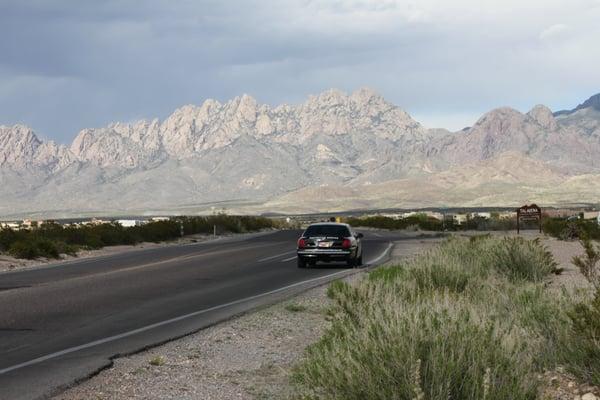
[543, 209, 580, 219]
[424, 211, 444, 221]
[497, 211, 516, 219]
[470, 212, 491, 219]
[583, 211, 599, 220]
[151, 217, 170, 222]
[115, 219, 145, 228]
[21, 219, 44, 228]
[453, 214, 468, 225]
[90, 218, 112, 225]
[0, 221, 20, 229]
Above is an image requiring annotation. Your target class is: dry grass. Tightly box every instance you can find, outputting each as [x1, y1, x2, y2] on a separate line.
[292, 236, 598, 399]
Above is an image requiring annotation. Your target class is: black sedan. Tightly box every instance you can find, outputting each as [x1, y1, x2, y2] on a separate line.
[296, 222, 363, 268]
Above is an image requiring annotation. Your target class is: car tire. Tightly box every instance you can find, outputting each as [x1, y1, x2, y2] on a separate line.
[297, 257, 307, 268]
[347, 256, 356, 268]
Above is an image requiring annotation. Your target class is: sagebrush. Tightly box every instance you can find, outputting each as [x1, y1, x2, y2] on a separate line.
[293, 236, 599, 399]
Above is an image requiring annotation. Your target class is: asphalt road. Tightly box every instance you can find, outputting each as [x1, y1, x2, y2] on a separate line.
[0, 229, 393, 400]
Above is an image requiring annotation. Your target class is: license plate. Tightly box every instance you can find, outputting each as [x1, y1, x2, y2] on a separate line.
[318, 241, 333, 248]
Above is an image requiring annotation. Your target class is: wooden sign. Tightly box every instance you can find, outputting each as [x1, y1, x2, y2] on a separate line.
[516, 204, 542, 233]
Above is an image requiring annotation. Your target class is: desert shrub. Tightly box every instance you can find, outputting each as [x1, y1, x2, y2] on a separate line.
[345, 215, 519, 232]
[294, 294, 538, 400]
[572, 238, 600, 290]
[543, 218, 600, 241]
[562, 238, 600, 384]
[0, 215, 275, 259]
[0, 228, 18, 251]
[8, 238, 60, 259]
[489, 237, 558, 282]
[34, 238, 60, 258]
[8, 240, 40, 259]
[293, 236, 574, 399]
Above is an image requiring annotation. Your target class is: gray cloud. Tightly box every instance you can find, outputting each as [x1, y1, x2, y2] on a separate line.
[0, 0, 599, 141]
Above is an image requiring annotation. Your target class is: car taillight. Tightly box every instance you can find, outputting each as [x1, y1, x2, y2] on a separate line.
[342, 238, 352, 249]
[298, 238, 307, 248]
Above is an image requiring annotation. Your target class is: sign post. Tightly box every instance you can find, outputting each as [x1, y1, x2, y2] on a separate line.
[516, 204, 542, 234]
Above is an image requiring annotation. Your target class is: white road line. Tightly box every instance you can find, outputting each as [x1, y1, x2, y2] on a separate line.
[366, 242, 393, 265]
[257, 250, 296, 263]
[280, 256, 297, 262]
[0, 243, 393, 376]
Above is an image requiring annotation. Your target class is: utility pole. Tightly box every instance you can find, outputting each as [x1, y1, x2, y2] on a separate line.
[213, 224, 217, 237]
[180, 221, 184, 237]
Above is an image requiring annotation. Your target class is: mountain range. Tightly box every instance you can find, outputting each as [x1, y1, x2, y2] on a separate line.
[1, 88, 599, 218]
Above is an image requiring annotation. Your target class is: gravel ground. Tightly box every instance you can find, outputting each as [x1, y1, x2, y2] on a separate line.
[542, 236, 594, 293]
[51, 233, 599, 400]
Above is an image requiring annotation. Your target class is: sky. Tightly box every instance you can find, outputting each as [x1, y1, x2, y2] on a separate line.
[1, 0, 599, 143]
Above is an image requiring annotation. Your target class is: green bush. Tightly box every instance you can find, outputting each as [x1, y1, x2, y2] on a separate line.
[564, 238, 600, 384]
[292, 236, 586, 399]
[564, 293, 600, 385]
[0, 215, 276, 260]
[344, 215, 517, 232]
[543, 218, 600, 240]
[8, 238, 59, 259]
[489, 237, 558, 282]
[0, 228, 18, 251]
[9, 240, 40, 259]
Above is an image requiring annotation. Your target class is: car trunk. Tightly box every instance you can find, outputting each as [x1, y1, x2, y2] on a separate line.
[304, 236, 346, 249]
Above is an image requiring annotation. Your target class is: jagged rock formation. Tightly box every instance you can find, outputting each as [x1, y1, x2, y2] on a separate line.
[1, 89, 600, 217]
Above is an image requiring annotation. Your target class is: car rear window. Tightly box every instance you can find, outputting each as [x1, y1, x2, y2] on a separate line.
[303, 225, 351, 237]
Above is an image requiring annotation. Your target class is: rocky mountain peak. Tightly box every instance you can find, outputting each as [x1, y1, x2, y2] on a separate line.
[527, 104, 557, 130]
[232, 94, 258, 123]
[474, 107, 524, 126]
[578, 93, 600, 111]
[350, 87, 386, 107]
[554, 92, 600, 116]
[3, 90, 600, 216]
[0, 124, 75, 171]
[0, 124, 42, 167]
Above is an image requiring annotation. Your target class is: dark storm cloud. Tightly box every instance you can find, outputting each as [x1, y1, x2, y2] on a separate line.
[0, 0, 599, 141]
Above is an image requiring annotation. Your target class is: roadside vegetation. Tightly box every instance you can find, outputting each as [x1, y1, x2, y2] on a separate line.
[293, 236, 600, 399]
[346, 214, 600, 241]
[344, 214, 519, 232]
[542, 218, 600, 240]
[0, 215, 277, 260]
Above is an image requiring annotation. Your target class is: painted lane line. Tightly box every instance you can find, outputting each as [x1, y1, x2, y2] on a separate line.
[0, 243, 393, 376]
[366, 242, 393, 265]
[280, 256, 297, 262]
[257, 250, 296, 263]
[0, 270, 348, 375]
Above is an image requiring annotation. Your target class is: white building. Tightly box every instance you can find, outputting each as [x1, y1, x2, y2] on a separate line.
[471, 212, 491, 219]
[0, 221, 20, 229]
[116, 219, 145, 227]
[453, 214, 468, 225]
